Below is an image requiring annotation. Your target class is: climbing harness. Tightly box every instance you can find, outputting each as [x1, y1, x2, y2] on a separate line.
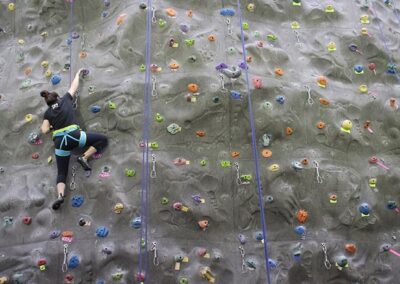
[313, 160, 323, 184]
[70, 165, 77, 191]
[150, 154, 157, 178]
[304, 85, 314, 105]
[62, 244, 69, 272]
[151, 6, 157, 24]
[151, 76, 158, 97]
[151, 241, 159, 266]
[236, 1, 272, 283]
[239, 246, 247, 272]
[321, 243, 331, 270]
[52, 125, 86, 157]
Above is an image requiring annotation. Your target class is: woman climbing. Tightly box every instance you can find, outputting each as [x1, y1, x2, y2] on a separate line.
[40, 69, 108, 210]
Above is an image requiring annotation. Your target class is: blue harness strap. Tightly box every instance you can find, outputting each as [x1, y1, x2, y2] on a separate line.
[54, 126, 87, 157]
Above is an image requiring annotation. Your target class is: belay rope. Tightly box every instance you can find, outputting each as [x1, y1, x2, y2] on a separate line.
[137, 0, 153, 282]
[235, 1, 272, 283]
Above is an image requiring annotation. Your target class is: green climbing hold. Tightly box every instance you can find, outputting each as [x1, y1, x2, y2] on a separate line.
[150, 142, 159, 149]
[158, 19, 166, 27]
[155, 113, 164, 122]
[212, 97, 220, 103]
[108, 101, 117, 109]
[242, 22, 249, 30]
[253, 31, 261, 38]
[125, 168, 136, 177]
[267, 34, 277, 41]
[112, 272, 123, 281]
[240, 174, 253, 182]
[185, 39, 195, 47]
[200, 160, 207, 166]
[167, 123, 182, 135]
[179, 278, 189, 284]
[139, 64, 146, 72]
[141, 238, 146, 248]
[161, 197, 169, 205]
[220, 160, 231, 168]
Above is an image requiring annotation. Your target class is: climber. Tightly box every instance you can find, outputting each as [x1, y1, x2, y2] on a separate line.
[40, 69, 108, 210]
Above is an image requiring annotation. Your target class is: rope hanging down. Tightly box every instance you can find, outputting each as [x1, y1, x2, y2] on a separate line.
[68, 0, 74, 85]
[138, 0, 153, 282]
[235, 1, 272, 283]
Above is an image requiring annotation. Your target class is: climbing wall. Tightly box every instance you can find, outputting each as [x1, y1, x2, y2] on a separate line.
[1, 0, 400, 283]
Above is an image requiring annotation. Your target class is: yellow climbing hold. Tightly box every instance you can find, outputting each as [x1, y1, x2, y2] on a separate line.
[41, 61, 49, 68]
[360, 15, 369, 24]
[8, 3, 15, 11]
[44, 70, 52, 77]
[291, 21, 300, 29]
[17, 39, 25, 45]
[47, 156, 53, 164]
[268, 164, 280, 172]
[341, 120, 352, 134]
[325, 5, 335, 13]
[25, 114, 33, 122]
[327, 42, 336, 52]
[360, 28, 369, 36]
[359, 84, 368, 93]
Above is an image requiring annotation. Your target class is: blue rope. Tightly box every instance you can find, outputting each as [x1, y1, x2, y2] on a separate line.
[138, 0, 153, 282]
[370, 0, 400, 81]
[68, 0, 74, 84]
[235, 1, 272, 283]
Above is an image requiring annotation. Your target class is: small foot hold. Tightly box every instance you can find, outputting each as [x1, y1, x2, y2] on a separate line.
[77, 156, 92, 171]
[85, 170, 92, 178]
[52, 196, 64, 210]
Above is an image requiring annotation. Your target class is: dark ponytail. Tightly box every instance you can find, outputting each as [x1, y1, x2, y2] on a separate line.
[40, 90, 59, 106]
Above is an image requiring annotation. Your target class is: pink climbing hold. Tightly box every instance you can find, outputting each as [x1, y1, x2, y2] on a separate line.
[252, 77, 263, 89]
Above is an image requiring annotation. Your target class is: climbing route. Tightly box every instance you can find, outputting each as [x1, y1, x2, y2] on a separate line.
[0, 0, 400, 283]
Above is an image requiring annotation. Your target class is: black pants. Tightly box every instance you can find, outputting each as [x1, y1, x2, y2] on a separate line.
[54, 130, 108, 184]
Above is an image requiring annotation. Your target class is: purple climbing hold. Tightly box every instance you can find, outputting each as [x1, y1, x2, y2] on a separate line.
[104, 0, 111, 7]
[238, 61, 248, 70]
[49, 230, 61, 239]
[238, 234, 246, 244]
[71, 32, 80, 39]
[215, 63, 228, 71]
[180, 23, 189, 33]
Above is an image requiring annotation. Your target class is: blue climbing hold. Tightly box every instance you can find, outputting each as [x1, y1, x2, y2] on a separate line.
[49, 230, 61, 239]
[353, 64, 364, 74]
[96, 226, 109, 238]
[254, 231, 263, 241]
[387, 200, 397, 210]
[91, 105, 101, 113]
[220, 8, 235, 17]
[359, 202, 370, 215]
[51, 74, 61, 85]
[96, 280, 105, 284]
[268, 259, 278, 269]
[387, 63, 397, 74]
[71, 195, 84, 208]
[66, 38, 72, 45]
[131, 217, 142, 229]
[68, 255, 80, 269]
[294, 225, 306, 235]
[276, 95, 285, 104]
[230, 90, 242, 100]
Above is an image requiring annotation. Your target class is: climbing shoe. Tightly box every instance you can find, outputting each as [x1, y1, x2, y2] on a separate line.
[52, 195, 64, 210]
[77, 156, 92, 171]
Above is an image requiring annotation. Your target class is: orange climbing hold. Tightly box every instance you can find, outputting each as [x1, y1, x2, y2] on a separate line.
[208, 34, 216, 42]
[198, 220, 209, 231]
[24, 67, 32, 76]
[116, 13, 127, 25]
[188, 83, 199, 93]
[169, 61, 180, 71]
[166, 8, 177, 17]
[262, 149, 272, 158]
[187, 10, 193, 17]
[345, 243, 357, 254]
[319, 98, 330, 105]
[301, 158, 309, 165]
[196, 130, 205, 137]
[296, 209, 309, 223]
[231, 151, 240, 158]
[317, 76, 327, 88]
[317, 121, 326, 129]
[274, 68, 284, 76]
[286, 127, 293, 135]
[79, 51, 87, 59]
[246, 56, 252, 63]
[62, 231, 74, 237]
